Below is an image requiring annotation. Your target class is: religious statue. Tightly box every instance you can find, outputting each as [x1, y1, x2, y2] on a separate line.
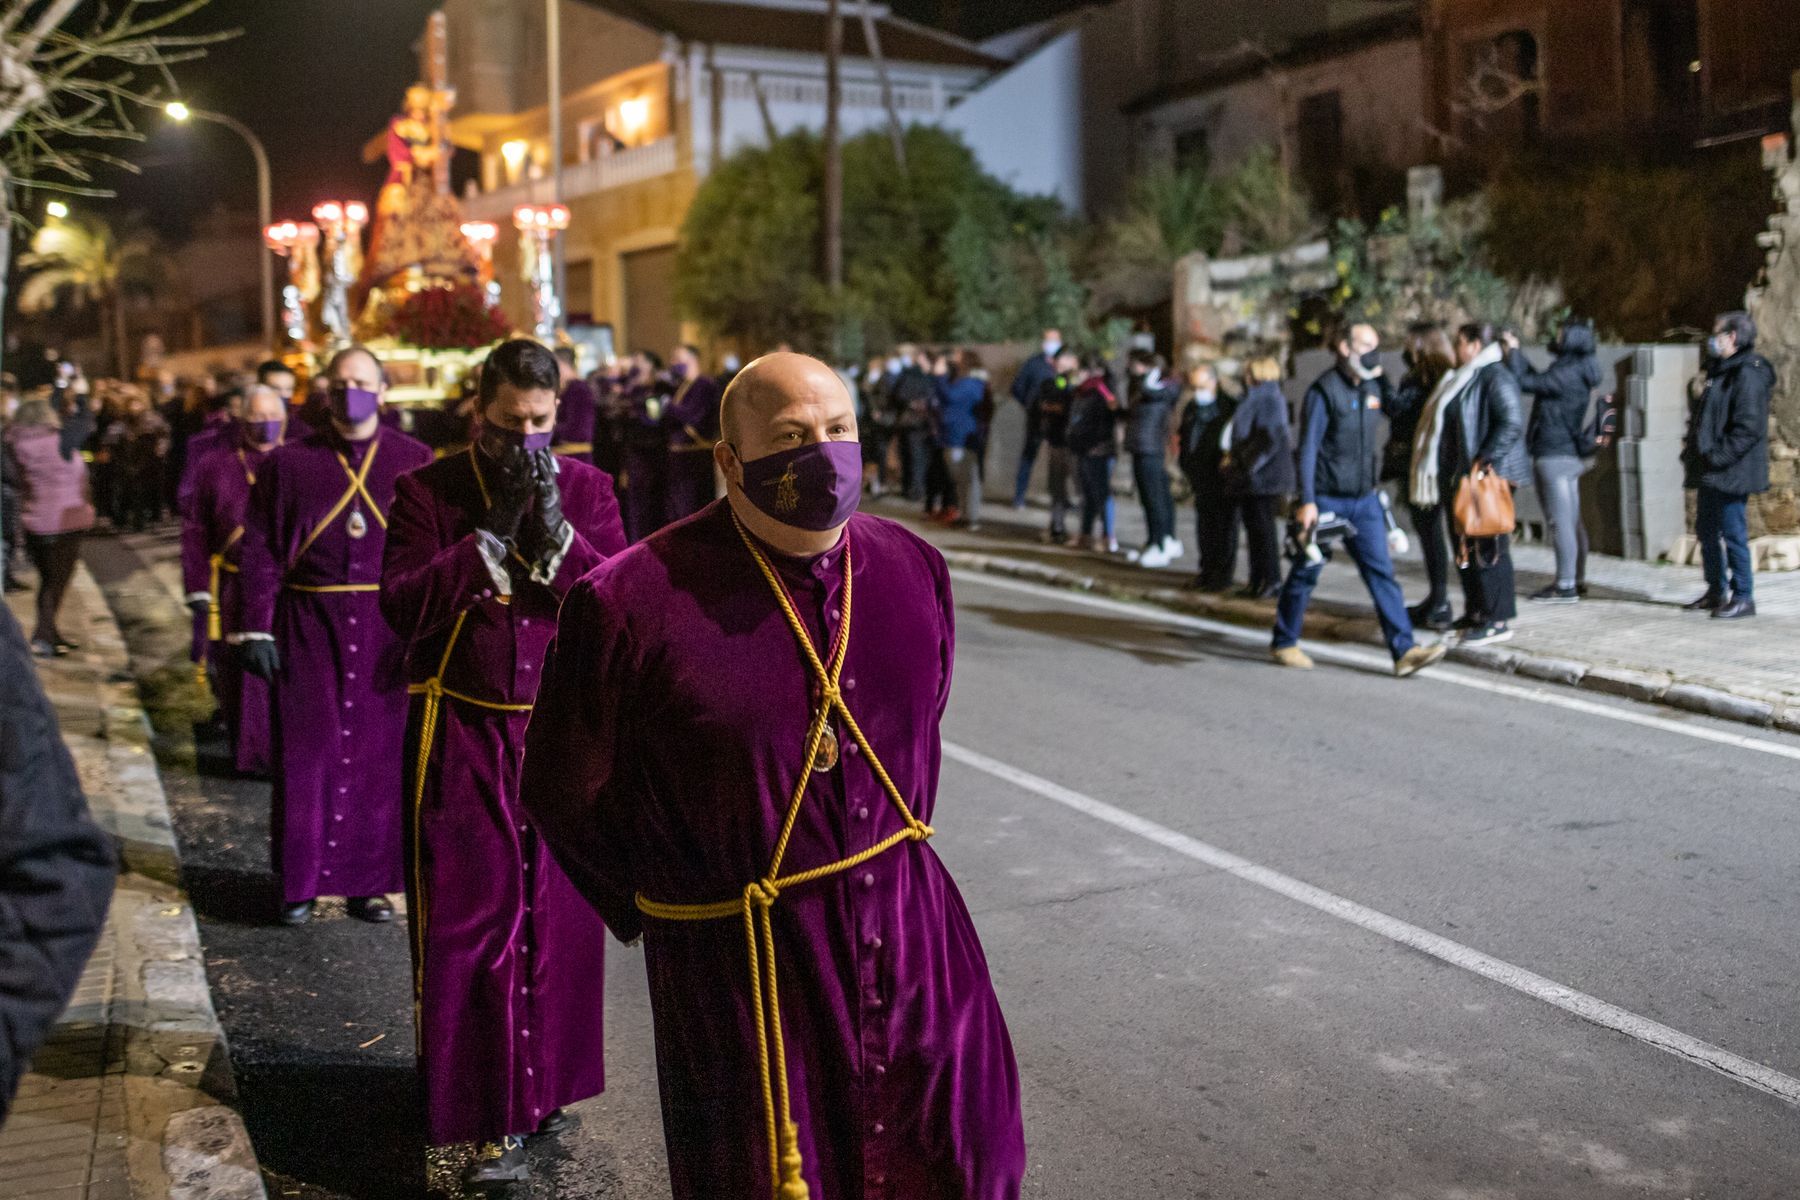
[355, 10, 480, 318]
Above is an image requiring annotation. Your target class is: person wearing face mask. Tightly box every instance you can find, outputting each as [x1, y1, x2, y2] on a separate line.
[179, 385, 288, 776]
[1273, 323, 1444, 677]
[236, 344, 432, 927]
[1681, 311, 1773, 620]
[1124, 351, 1182, 568]
[1009, 327, 1064, 508]
[521, 352, 1025, 1200]
[380, 338, 626, 1188]
[551, 345, 596, 464]
[1504, 318, 1606, 605]
[662, 343, 724, 524]
[618, 350, 671, 542]
[1175, 362, 1236, 589]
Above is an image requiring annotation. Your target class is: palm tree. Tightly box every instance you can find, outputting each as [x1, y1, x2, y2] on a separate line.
[17, 214, 164, 378]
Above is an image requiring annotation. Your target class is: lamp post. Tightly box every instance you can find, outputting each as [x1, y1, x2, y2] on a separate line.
[460, 221, 501, 308]
[514, 203, 569, 342]
[167, 101, 275, 350]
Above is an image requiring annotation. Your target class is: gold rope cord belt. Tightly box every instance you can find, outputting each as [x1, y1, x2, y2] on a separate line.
[206, 526, 245, 642]
[292, 438, 387, 563]
[551, 441, 592, 455]
[285, 583, 380, 594]
[634, 518, 933, 1200]
[402, 543, 532, 1046]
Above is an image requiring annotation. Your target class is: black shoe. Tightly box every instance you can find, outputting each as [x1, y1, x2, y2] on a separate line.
[1451, 612, 1485, 632]
[1236, 583, 1279, 601]
[533, 1108, 572, 1137]
[1407, 601, 1454, 632]
[1528, 585, 1580, 604]
[347, 896, 395, 923]
[280, 900, 315, 926]
[461, 1137, 528, 1190]
[1683, 591, 1725, 612]
[1460, 621, 1515, 647]
[1712, 596, 1756, 620]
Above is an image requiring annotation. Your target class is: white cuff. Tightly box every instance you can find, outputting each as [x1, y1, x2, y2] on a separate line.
[184, 591, 212, 606]
[474, 531, 515, 597]
[528, 522, 574, 586]
[226, 631, 274, 645]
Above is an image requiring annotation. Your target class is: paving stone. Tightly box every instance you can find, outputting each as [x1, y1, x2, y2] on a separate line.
[1663, 683, 1775, 726]
[1515, 656, 1590, 686]
[1578, 666, 1672, 702]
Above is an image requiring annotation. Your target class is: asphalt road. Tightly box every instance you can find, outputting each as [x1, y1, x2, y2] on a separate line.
[87, 528, 1800, 1199]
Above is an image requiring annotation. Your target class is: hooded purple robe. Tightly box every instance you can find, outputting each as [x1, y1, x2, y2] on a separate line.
[521, 500, 1026, 1200]
[178, 414, 240, 663]
[380, 448, 626, 1146]
[240, 424, 433, 904]
[662, 373, 721, 524]
[180, 436, 275, 775]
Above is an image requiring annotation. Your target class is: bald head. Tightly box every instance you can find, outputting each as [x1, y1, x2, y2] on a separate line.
[718, 352, 856, 453]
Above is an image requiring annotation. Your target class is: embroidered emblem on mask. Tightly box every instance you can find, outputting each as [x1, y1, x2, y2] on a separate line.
[772, 465, 799, 515]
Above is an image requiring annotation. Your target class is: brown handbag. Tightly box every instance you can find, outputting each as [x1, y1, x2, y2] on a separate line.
[1453, 465, 1514, 565]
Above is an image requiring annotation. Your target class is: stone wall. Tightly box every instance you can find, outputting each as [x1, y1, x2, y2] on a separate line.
[1742, 72, 1800, 539]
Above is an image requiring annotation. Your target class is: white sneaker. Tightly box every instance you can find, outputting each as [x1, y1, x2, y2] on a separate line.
[1139, 546, 1171, 568]
[1125, 547, 1142, 563]
[1105, 538, 1121, 554]
[1162, 536, 1184, 559]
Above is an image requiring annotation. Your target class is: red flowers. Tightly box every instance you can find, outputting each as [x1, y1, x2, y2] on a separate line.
[385, 283, 510, 350]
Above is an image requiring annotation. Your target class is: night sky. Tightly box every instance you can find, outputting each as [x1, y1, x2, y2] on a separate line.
[105, 0, 1072, 239]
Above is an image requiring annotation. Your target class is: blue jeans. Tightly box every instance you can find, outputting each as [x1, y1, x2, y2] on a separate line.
[1695, 485, 1752, 600]
[1272, 492, 1415, 661]
[1013, 432, 1042, 506]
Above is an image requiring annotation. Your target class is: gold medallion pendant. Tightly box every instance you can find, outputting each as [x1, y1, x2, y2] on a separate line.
[812, 725, 840, 773]
[347, 509, 369, 540]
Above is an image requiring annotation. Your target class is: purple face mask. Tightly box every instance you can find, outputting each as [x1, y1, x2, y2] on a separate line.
[481, 422, 554, 455]
[737, 440, 862, 532]
[242, 419, 284, 447]
[329, 384, 380, 425]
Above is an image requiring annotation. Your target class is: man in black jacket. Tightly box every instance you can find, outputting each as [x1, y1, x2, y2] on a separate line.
[1009, 328, 1063, 508]
[1683, 311, 1774, 620]
[1272, 323, 1444, 678]
[0, 604, 115, 1120]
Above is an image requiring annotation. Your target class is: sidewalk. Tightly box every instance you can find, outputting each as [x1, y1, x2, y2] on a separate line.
[3, 567, 263, 1200]
[875, 491, 1800, 732]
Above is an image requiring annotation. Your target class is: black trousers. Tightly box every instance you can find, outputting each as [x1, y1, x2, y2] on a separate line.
[1133, 455, 1175, 546]
[1239, 495, 1282, 592]
[1459, 532, 1517, 622]
[25, 532, 81, 644]
[1192, 489, 1238, 587]
[1409, 502, 1452, 610]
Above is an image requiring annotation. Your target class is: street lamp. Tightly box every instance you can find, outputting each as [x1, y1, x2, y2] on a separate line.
[166, 100, 274, 350]
[514, 204, 569, 342]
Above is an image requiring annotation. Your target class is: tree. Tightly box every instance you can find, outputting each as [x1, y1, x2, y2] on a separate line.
[17, 213, 164, 376]
[678, 125, 1072, 356]
[0, 0, 227, 361]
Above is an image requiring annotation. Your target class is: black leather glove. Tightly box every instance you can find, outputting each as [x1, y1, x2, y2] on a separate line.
[518, 450, 570, 568]
[187, 598, 211, 620]
[239, 639, 280, 681]
[477, 449, 536, 545]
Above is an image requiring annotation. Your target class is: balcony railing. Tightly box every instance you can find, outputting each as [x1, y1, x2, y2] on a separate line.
[462, 135, 680, 221]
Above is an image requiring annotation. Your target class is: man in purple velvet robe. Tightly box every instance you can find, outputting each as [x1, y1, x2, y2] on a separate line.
[661, 343, 722, 525]
[551, 347, 596, 464]
[380, 339, 626, 1187]
[522, 352, 1026, 1200]
[238, 345, 432, 926]
[180, 385, 286, 777]
[617, 353, 669, 543]
[177, 392, 242, 668]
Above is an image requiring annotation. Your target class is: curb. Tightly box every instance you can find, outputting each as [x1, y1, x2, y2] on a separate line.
[67, 565, 269, 1200]
[941, 548, 1800, 734]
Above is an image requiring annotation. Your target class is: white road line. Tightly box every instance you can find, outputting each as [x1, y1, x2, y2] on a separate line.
[949, 569, 1800, 763]
[941, 740, 1800, 1108]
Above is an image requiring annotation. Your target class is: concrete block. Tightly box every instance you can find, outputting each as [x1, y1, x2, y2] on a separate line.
[1448, 644, 1523, 673]
[1579, 666, 1672, 702]
[1662, 683, 1775, 726]
[1515, 656, 1590, 686]
[1773, 706, 1800, 735]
